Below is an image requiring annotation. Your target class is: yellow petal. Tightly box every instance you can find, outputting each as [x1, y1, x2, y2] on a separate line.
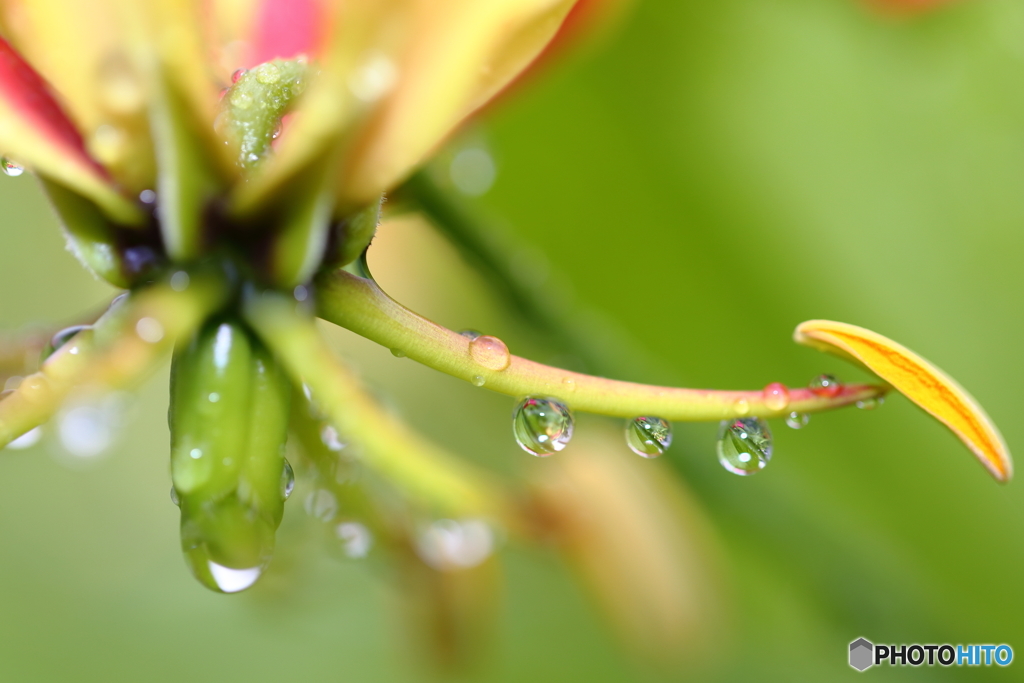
[794, 320, 1012, 482]
[338, 0, 577, 205]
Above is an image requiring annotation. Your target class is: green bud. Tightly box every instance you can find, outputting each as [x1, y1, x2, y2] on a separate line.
[180, 495, 276, 593]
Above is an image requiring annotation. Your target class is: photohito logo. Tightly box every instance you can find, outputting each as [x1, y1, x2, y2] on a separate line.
[849, 638, 1013, 671]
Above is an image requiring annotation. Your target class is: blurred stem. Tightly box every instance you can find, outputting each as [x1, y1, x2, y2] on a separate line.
[0, 273, 226, 448]
[400, 169, 604, 370]
[243, 291, 524, 529]
[316, 269, 888, 420]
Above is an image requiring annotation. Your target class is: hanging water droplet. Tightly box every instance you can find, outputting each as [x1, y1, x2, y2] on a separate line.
[5, 426, 42, 450]
[390, 348, 406, 358]
[416, 519, 494, 571]
[180, 497, 274, 593]
[280, 459, 295, 499]
[1, 158, 23, 176]
[304, 489, 338, 521]
[293, 284, 309, 302]
[856, 396, 884, 410]
[459, 329, 482, 340]
[231, 68, 247, 83]
[732, 397, 751, 416]
[716, 417, 773, 476]
[762, 382, 790, 412]
[809, 374, 841, 398]
[139, 189, 157, 205]
[169, 271, 190, 291]
[513, 396, 573, 457]
[471, 375, 485, 387]
[625, 416, 672, 458]
[469, 334, 510, 371]
[561, 377, 576, 392]
[207, 562, 263, 593]
[785, 412, 809, 430]
[336, 521, 373, 558]
[42, 325, 90, 363]
[170, 485, 180, 506]
[320, 424, 345, 452]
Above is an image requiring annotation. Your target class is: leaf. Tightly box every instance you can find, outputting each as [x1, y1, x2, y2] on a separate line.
[794, 319, 1012, 482]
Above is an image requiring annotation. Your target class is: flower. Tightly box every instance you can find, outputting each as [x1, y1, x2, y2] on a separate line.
[0, 0, 1010, 662]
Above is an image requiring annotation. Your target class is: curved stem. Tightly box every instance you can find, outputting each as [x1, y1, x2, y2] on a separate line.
[315, 270, 888, 421]
[243, 291, 524, 530]
[0, 274, 226, 448]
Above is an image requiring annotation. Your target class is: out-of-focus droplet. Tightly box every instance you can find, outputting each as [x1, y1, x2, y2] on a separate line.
[169, 271, 190, 291]
[320, 424, 345, 452]
[625, 416, 672, 458]
[762, 382, 790, 412]
[785, 412, 809, 429]
[304, 489, 338, 521]
[253, 62, 280, 84]
[208, 562, 263, 593]
[56, 394, 126, 462]
[1, 158, 24, 176]
[336, 521, 373, 558]
[135, 317, 164, 343]
[280, 459, 295, 499]
[231, 68, 247, 83]
[810, 374, 842, 398]
[139, 189, 157, 204]
[42, 325, 90, 363]
[716, 417, 773, 476]
[5, 426, 42, 450]
[170, 485, 180, 506]
[449, 147, 496, 196]
[293, 285, 308, 302]
[348, 51, 397, 102]
[416, 519, 494, 571]
[390, 348, 406, 358]
[733, 397, 751, 416]
[856, 396, 884, 410]
[469, 335, 510, 371]
[459, 329, 482, 340]
[561, 377, 576, 392]
[513, 396, 573, 457]
[471, 375, 485, 387]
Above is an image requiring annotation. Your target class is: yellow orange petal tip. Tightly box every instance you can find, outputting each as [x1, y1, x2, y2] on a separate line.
[794, 319, 1012, 483]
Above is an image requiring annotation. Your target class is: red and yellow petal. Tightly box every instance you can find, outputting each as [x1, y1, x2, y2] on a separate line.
[795, 320, 1012, 482]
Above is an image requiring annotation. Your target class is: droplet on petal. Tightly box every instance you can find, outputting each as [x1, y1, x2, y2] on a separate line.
[513, 396, 573, 457]
[762, 382, 790, 412]
[625, 416, 672, 458]
[785, 412, 810, 429]
[469, 335, 511, 371]
[717, 417, 773, 476]
[809, 374, 842, 398]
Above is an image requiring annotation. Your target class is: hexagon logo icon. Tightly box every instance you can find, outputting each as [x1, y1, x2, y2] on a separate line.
[850, 638, 874, 671]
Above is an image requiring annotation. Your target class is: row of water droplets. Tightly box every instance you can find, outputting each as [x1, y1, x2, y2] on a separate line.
[509, 373, 882, 475]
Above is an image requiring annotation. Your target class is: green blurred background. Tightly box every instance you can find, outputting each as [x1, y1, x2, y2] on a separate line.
[3, 0, 1024, 680]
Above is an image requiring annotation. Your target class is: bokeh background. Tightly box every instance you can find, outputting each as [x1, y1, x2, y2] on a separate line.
[3, 0, 1024, 680]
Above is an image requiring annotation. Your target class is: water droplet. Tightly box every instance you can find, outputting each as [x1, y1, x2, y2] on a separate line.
[304, 489, 338, 521]
[1, 158, 23, 176]
[293, 285, 308, 302]
[716, 417, 773, 476]
[785, 412, 810, 429]
[207, 562, 263, 593]
[449, 147, 496, 196]
[139, 189, 157, 204]
[458, 329, 482, 340]
[190, 448, 202, 459]
[229, 89, 254, 110]
[135, 317, 164, 343]
[416, 519, 494, 571]
[169, 271, 190, 291]
[733, 397, 750, 416]
[42, 325, 90, 363]
[336, 522, 373, 558]
[231, 68, 247, 83]
[856, 396, 884, 410]
[471, 375, 485, 387]
[809, 374, 841, 398]
[281, 459, 295, 499]
[320, 424, 345, 452]
[253, 62, 281, 84]
[625, 416, 672, 458]
[208, 392, 220, 403]
[5, 426, 42, 450]
[179, 496, 275, 593]
[513, 396, 573, 457]
[390, 348, 406, 358]
[469, 335, 510, 371]
[56, 394, 126, 461]
[762, 382, 790, 412]
[170, 486, 180, 506]
[348, 51, 397, 102]
[561, 377, 576, 392]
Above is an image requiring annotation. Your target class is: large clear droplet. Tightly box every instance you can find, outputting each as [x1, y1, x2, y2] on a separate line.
[5, 426, 42, 450]
[513, 396, 573, 456]
[468, 334, 511, 371]
[1, 158, 24, 176]
[280, 459, 295, 499]
[717, 417, 773, 475]
[809, 374, 841, 398]
[625, 416, 672, 458]
[179, 497, 274, 594]
[207, 562, 263, 593]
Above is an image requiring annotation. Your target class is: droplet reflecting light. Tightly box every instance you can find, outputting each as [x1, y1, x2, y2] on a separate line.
[513, 396, 573, 456]
[717, 417, 773, 475]
[625, 416, 672, 458]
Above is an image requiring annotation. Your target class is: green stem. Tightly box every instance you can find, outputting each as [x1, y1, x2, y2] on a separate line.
[316, 269, 888, 421]
[243, 291, 522, 527]
[0, 274, 226, 448]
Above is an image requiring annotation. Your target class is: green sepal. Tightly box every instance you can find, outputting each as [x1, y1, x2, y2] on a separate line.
[332, 195, 382, 268]
[266, 154, 337, 288]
